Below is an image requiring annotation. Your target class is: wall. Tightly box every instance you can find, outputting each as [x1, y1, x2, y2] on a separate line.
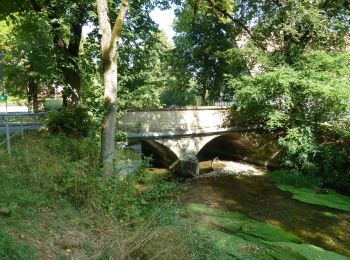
[119, 107, 230, 134]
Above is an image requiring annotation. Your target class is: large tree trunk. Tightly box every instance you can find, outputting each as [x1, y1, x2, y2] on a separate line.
[96, 0, 129, 177]
[50, 6, 84, 107]
[62, 19, 84, 106]
[62, 65, 81, 107]
[100, 56, 118, 176]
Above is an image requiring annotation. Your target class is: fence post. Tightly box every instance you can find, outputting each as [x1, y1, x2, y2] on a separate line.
[20, 117, 24, 139]
[5, 118, 11, 155]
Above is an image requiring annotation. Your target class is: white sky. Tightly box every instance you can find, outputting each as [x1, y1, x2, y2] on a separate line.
[150, 8, 176, 41]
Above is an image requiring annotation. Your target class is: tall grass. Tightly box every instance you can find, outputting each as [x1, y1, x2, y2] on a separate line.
[0, 132, 219, 259]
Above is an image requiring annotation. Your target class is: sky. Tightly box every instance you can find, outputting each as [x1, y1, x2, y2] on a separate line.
[150, 8, 176, 41]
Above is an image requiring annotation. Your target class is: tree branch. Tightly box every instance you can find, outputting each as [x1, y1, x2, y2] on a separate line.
[28, 0, 41, 11]
[192, 0, 201, 26]
[110, 0, 129, 53]
[207, 0, 266, 51]
[96, 0, 112, 57]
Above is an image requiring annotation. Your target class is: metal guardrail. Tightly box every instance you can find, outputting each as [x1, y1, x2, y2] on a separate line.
[0, 112, 47, 156]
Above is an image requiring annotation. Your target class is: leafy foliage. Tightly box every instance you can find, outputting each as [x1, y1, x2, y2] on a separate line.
[0, 12, 58, 110]
[228, 51, 350, 186]
[172, 0, 243, 104]
[45, 107, 93, 137]
[229, 51, 350, 130]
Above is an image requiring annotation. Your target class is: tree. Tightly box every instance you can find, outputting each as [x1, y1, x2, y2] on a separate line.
[171, 0, 251, 104]
[228, 51, 350, 174]
[210, 0, 350, 67]
[0, 0, 94, 106]
[96, 0, 129, 177]
[0, 13, 58, 111]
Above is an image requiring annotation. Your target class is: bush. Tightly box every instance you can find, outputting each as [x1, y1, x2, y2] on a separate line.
[277, 126, 350, 193]
[44, 98, 63, 111]
[316, 144, 350, 194]
[278, 127, 319, 174]
[160, 84, 198, 107]
[228, 51, 350, 193]
[45, 107, 92, 137]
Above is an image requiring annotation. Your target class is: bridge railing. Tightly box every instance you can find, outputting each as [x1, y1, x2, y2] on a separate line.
[0, 112, 47, 156]
[212, 101, 233, 107]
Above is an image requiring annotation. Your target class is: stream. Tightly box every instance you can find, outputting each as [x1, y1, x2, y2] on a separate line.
[123, 146, 350, 258]
[178, 161, 350, 258]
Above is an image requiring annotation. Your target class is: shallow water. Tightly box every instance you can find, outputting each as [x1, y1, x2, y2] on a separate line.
[179, 170, 350, 256]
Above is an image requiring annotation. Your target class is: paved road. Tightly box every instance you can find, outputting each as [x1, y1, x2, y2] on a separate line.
[0, 105, 28, 113]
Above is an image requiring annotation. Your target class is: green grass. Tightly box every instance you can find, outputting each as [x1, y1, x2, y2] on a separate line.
[0, 230, 35, 259]
[0, 132, 222, 259]
[186, 203, 348, 259]
[269, 171, 350, 211]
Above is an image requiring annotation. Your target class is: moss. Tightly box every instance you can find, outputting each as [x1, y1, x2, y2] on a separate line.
[270, 171, 350, 211]
[186, 203, 348, 259]
[276, 185, 350, 211]
[187, 203, 301, 243]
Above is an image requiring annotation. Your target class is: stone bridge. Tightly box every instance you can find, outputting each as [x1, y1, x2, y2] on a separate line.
[119, 107, 281, 168]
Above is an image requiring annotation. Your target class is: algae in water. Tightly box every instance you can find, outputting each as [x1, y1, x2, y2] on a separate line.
[270, 171, 350, 211]
[186, 203, 348, 259]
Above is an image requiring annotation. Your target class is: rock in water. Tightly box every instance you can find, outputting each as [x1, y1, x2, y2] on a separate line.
[169, 154, 199, 177]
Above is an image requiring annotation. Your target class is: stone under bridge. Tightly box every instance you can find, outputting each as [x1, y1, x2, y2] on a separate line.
[119, 107, 281, 168]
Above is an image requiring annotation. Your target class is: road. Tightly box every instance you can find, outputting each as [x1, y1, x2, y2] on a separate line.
[0, 105, 28, 113]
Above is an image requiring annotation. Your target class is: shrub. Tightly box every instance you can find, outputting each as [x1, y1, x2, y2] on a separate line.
[44, 98, 63, 111]
[278, 127, 319, 175]
[228, 51, 350, 193]
[316, 144, 350, 194]
[45, 107, 92, 137]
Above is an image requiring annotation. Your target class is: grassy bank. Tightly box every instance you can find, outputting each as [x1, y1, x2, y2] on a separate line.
[0, 132, 219, 259]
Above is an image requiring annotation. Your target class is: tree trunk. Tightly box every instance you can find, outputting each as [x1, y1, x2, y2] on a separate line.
[62, 20, 84, 106]
[32, 85, 39, 112]
[27, 79, 38, 112]
[50, 7, 84, 107]
[100, 57, 118, 176]
[62, 66, 81, 107]
[96, 0, 129, 177]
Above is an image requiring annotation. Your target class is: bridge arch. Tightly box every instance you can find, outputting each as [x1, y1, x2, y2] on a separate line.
[140, 135, 221, 167]
[139, 131, 281, 168]
[196, 132, 281, 167]
[140, 140, 178, 168]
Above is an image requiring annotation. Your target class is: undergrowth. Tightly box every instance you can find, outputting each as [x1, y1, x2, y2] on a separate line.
[0, 132, 219, 259]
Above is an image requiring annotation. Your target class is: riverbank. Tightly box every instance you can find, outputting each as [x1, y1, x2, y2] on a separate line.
[0, 133, 219, 259]
[1, 133, 350, 258]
